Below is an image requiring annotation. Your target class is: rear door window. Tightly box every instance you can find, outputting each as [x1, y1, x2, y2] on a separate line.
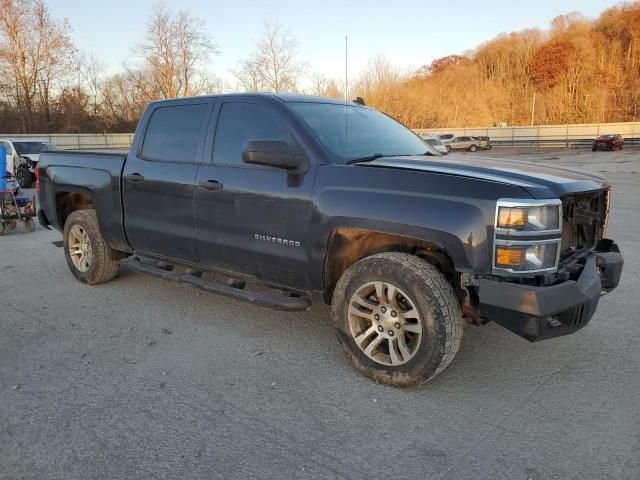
[142, 103, 209, 162]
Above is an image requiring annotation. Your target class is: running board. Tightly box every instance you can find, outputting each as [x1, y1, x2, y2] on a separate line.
[121, 256, 311, 312]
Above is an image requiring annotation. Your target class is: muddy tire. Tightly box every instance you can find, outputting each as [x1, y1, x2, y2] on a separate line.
[332, 252, 463, 387]
[63, 209, 119, 285]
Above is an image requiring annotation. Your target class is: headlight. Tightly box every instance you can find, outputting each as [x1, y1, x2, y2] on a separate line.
[493, 199, 562, 275]
[497, 204, 560, 232]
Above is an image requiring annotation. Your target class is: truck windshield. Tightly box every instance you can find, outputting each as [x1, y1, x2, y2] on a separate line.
[290, 102, 437, 163]
[14, 142, 58, 154]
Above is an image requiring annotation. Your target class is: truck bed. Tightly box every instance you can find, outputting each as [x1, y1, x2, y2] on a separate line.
[37, 149, 130, 252]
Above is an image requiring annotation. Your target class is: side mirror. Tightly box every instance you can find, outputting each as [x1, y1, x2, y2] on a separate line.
[242, 140, 307, 173]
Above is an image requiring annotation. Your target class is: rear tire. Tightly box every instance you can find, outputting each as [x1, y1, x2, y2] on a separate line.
[63, 209, 119, 285]
[469, 145, 478, 152]
[331, 252, 463, 387]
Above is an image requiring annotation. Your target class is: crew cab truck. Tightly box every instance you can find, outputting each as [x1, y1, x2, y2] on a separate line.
[37, 94, 624, 387]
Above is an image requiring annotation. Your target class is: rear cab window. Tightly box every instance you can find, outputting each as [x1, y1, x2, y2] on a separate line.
[141, 103, 209, 163]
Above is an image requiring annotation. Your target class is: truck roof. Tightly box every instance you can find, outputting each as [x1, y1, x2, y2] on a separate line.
[147, 92, 356, 107]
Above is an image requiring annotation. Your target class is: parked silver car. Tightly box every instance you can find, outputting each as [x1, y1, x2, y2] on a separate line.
[421, 136, 448, 155]
[445, 136, 481, 152]
[437, 133, 455, 143]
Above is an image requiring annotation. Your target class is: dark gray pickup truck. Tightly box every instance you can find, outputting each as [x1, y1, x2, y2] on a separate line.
[37, 93, 623, 386]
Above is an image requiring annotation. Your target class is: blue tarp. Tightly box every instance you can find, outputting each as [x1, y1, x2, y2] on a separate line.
[0, 145, 6, 191]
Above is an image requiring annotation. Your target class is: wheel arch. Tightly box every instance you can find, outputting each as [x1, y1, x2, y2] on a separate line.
[55, 191, 95, 229]
[322, 227, 459, 304]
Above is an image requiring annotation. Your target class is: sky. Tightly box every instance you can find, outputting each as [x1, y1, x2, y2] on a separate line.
[48, 0, 622, 89]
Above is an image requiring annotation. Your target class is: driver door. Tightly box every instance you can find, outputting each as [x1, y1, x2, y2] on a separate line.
[195, 99, 316, 289]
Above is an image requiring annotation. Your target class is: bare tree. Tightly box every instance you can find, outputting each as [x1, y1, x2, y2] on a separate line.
[308, 72, 343, 98]
[135, 3, 219, 99]
[0, 0, 73, 131]
[73, 53, 105, 117]
[234, 22, 306, 93]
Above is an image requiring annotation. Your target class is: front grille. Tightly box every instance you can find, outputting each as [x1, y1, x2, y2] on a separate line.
[560, 190, 608, 260]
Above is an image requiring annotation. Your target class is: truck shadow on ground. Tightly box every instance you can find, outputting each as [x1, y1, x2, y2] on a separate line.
[111, 264, 607, 396]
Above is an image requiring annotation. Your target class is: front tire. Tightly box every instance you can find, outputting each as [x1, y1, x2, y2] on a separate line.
[16, 167, 32, 188]
[63, 209, 119, 285]
[332, 252, 463, 387]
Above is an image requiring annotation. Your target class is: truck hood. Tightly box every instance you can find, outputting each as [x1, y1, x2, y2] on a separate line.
[358, 155, 609, 198]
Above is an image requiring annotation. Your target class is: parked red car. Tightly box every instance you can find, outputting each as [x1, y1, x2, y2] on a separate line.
[592, 134, 624, 151]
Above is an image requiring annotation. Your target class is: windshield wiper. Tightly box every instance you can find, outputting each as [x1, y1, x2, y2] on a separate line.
[345, 153, 386, 165]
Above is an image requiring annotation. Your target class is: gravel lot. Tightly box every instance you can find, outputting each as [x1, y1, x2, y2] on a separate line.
[1, 148, 639, 480]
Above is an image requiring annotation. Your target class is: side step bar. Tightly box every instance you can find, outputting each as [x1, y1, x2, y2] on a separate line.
[121, 256, 312, 312]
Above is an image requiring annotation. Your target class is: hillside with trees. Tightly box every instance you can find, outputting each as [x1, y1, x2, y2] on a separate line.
[0, 0, 638, 133]
[364, 4, 640, 128]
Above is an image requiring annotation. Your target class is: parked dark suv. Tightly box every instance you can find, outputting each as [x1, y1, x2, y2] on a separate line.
[592, 134, 624, 151]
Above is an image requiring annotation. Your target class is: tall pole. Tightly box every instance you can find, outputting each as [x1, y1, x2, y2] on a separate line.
[345, 35, 348, 104]
[345, 35, 348, 151]
[530, 91, 536, 126]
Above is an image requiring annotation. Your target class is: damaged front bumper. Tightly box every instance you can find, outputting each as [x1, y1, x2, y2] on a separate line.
[478, 240, 623, 342]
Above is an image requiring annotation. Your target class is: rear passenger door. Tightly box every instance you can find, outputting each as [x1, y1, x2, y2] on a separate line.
[195, 99, 316, 289]
[122, 99, 213, 264]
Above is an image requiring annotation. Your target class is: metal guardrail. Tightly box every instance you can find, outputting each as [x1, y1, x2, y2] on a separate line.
[490, 137, 640, 148]
[415, 121, 640, 148]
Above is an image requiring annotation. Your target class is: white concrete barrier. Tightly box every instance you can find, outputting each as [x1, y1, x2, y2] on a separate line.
[2, 121, 639, 149]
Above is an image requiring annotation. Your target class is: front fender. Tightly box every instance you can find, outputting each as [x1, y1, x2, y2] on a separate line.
[307, 164, 533, 291]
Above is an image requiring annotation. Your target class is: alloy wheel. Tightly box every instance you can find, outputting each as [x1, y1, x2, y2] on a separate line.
[68, 224, 93, 272]
[348, 281, 423, 366]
